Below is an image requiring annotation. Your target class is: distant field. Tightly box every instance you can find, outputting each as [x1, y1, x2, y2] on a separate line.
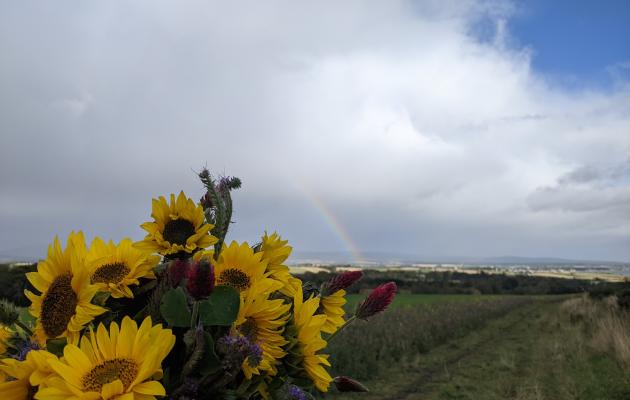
[344, 293, 507, 311]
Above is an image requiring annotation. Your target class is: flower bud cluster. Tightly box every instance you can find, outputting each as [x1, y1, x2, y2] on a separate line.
[355, 282, 397, 319]
[321, 270, 363, 296]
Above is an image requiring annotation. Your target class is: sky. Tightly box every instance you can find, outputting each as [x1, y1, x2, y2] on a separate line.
[1, 0, 629, 262]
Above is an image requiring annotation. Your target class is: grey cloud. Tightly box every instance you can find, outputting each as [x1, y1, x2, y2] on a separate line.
[558, 161, 630, 185]
[528, 185, 630, 213]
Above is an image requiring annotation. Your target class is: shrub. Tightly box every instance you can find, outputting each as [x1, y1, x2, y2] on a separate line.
[0, 263, 36, 306]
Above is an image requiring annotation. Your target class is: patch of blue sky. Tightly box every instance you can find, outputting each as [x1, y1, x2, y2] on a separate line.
[473, 0, 630, 91]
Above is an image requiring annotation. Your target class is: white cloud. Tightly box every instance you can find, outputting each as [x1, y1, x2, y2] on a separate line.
[0, 0, 628, 260]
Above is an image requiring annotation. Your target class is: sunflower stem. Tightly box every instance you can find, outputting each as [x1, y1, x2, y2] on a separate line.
[235, 377, 253, 396]
[191, 301, 200, 328]
[14, 320, 33, 337]
[326, 315, 356, 343]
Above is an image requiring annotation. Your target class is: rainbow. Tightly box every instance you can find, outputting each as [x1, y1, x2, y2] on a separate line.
[293, 183, 365, 264]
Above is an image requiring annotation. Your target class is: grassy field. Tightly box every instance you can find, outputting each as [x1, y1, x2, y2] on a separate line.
[329, 295, 534, 381]
[344, 293, 508, 311]
[330, 294, 630, 400]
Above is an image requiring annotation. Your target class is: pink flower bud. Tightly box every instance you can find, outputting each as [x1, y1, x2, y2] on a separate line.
[355, 282, 397, 319]
[169, 259, 191, 286]
[333, 376, 369, 392]
[321, 270, 363, 296]
[186, 260, 215, 300]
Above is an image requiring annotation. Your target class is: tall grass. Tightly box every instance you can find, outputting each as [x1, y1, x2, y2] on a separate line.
[328, 297, 532, 379]
[562, 294, 630, 371]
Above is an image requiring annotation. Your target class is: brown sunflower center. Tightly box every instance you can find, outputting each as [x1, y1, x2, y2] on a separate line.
[91, 262, 130, 284]
[217, 268, 251, 292]
[82, 358, 138, 392]
[163, 219, 195, 245]
[238, 317, 258, 340]
[40, 274, 78, 338]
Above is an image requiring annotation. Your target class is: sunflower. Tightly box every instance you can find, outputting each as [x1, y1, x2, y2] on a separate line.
[214, 241, 282, 297]
[319, 289, 347, 334]
[136, 191, 217, 258]
[0, 349, 58, 399]
[86, 237, 160, 298]
[259, 232, 296, 296]
[192, 249, 214, 262]
[24, 232, 107, 345]
[39, 316, 175, 400]
[0, 325, 12, 355]
[234, 290, 290, 378]
[260, 232, 291, 275]
[292, 283, 333, 392]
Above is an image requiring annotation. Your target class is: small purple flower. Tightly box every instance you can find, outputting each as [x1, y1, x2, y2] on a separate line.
[247, 342, 263, 368]
[216, 334, 262, 370]
[287, 384, 308, 400]
[14, 341, 40, 361]
[216, 334, 250, 354]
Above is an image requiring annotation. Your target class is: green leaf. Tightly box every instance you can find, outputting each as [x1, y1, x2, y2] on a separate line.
[160, 287, 191, 327]
[18, 308, 36, 326]
[198, 286, 240, 326]
[92, 291, 110, 306]
[134, 279, 157, 296]
[46, 337, 67, 357]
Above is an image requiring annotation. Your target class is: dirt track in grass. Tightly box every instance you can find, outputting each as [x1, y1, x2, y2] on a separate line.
[331, 298, 630, 400]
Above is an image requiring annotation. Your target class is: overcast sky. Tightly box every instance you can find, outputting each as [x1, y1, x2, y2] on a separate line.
[1, 1, 629, 262]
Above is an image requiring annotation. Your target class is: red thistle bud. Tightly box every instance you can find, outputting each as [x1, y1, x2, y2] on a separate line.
[355, 282, 397, 319]
[333, 376, 369, 392]
[186, 260, 215, 300]
[321, 270, 363, 296]
[322, 271, 363, 296]
[169, 259, 191, 287]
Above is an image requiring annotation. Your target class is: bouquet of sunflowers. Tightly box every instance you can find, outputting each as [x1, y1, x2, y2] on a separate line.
[0, 169, 397, 399]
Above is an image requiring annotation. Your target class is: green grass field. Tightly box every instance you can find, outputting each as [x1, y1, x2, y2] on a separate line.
[344, 293, 507, 312]
[331, 294, 630, 400]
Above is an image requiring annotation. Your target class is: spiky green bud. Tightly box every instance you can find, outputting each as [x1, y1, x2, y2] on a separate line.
[0, 299, 20, 326]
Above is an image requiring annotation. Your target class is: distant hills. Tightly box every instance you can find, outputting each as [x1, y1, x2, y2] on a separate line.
[0, 245, 44, 263]
[1, 247, 627, 266]
[290, 251, 629, 266]
[470, 256, 619, 265]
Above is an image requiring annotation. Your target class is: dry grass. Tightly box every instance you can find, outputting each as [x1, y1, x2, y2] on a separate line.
[562, 294, 630, 371]
[592, 312, 630, 370]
